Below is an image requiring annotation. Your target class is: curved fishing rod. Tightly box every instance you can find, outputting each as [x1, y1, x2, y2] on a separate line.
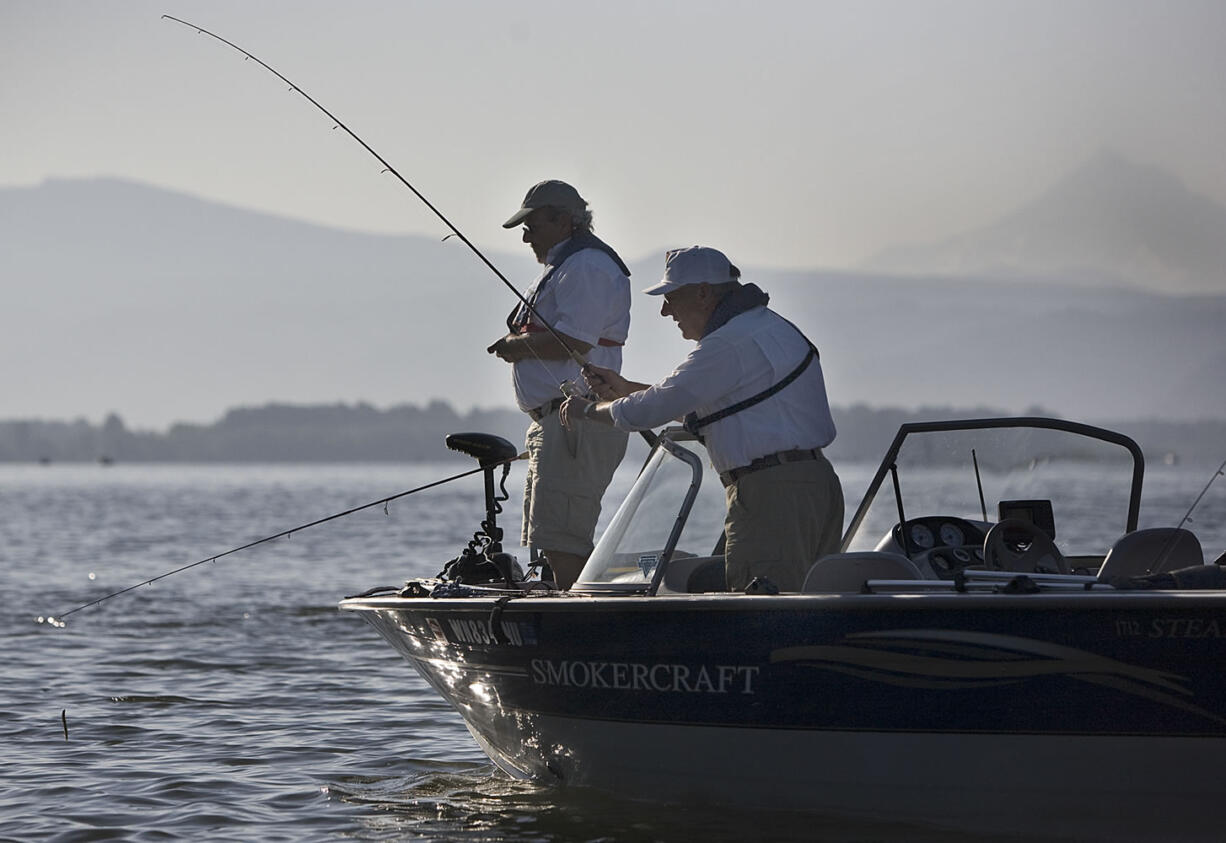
[163, 16, 657, 447]
[162, 15, 587, 369]
[164, 16, 656, 450]
[48, 453, 523, 622]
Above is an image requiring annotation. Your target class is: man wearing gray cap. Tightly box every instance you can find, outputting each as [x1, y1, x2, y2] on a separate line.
[487, 180, 632, 589]
[560, 246, 843, 592]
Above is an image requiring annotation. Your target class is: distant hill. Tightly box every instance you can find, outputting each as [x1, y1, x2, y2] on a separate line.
[750, 266, 1226, 422]
[0, 176, 539, 427]
[0, 401, 526, 463]
[2, 176, 1224, 426]
[863, 150, 1226, 294]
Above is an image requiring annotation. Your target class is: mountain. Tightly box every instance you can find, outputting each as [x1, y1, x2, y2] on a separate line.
[2, 176, 1224, 428]
[0, 177, 540, 427]
[863, 151, 1226, 294]
[755, 267, 1226, 422]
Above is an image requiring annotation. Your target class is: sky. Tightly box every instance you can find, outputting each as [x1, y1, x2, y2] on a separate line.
[4, 0, 1226, 270]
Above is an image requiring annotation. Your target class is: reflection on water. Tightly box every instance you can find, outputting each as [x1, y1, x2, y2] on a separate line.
[328, 762, 1030, 843]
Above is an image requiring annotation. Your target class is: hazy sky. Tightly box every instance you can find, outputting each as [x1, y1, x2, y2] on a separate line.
[4, 0, 1225, 269]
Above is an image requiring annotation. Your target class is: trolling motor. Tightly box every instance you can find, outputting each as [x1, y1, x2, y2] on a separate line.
[436, 432, 525, 587]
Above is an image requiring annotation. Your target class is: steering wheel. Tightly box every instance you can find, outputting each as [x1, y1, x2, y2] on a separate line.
[982, 519, 1068, 574]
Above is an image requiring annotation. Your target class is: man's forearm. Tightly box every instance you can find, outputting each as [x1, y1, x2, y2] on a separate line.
[616, 379, 651, 394]
[583, 400, 615, 425]
[490, 331, 593, 363]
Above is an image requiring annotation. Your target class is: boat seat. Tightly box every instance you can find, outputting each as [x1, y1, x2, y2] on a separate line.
[802, 552, 924, 593]
[686, 556, 728, 593]
[658, 555, 727, 593]
[1097, 528, 1204, 581]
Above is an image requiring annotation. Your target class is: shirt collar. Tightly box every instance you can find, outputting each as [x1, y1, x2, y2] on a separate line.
[545, 236, 574, 265]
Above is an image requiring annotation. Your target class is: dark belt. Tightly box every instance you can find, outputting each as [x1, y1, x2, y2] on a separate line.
[528, 397, 565, 422]
[719, 448, 823, 488]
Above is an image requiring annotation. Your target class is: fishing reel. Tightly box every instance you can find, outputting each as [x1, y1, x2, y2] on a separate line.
[436, 432, 525, 587]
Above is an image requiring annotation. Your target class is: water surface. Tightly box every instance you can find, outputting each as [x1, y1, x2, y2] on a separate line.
[2, 459, 1222, 841]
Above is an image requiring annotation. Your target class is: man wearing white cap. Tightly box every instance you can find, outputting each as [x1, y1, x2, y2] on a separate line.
[560, 246, 843, 592]
[487, 180, 631, 589]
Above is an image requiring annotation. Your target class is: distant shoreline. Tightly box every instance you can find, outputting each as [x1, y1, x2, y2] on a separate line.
[2, 401, 1223, 467]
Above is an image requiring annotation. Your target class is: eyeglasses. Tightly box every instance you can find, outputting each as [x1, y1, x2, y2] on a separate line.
[662, 287, 695, 307]
[522, 209, 563, 237]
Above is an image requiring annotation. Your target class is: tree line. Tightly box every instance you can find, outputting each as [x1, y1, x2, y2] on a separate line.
[1, 401, 1222, 466]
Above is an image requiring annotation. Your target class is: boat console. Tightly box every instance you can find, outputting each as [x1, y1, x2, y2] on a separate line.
[879, 502, 1064, 580]
[881, 515, 990, 579]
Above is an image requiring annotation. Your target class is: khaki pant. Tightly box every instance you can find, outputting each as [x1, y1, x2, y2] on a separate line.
[522, 410, 629, 556]
[723, 453, 844, 591]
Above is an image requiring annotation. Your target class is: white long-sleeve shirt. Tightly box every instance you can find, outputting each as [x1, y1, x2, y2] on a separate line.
[609, 306, 836, 473]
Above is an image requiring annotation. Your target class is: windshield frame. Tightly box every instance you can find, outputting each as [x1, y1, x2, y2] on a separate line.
[646, 435, 705, 595]
[573, 428, 707, 596]
[841, 417, 1145, 552]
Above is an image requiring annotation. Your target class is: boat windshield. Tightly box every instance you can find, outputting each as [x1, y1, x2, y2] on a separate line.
[842, 419, 1143, 558]
[577, 432, 727, 592]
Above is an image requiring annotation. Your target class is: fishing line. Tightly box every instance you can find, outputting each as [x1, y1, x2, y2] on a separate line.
[1130, 456, 1224, 575]
[161, 15, 587, 370]
[45, 453, 523, 623]
[1176, 457, 1225, 531]
[163, 16, 656, 444]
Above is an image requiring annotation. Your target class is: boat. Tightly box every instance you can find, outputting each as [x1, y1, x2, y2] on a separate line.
[340, 417, 1226, 840]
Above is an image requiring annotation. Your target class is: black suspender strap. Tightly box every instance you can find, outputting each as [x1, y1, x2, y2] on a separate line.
[683, 340, 818, 439]
[506, 232, 631, 333]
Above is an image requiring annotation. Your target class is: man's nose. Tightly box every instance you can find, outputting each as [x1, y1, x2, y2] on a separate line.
[522, 228, 531, 244]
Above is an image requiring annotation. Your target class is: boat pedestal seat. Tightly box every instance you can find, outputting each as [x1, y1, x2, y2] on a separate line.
[802, 551, 925, 593]
[1097, 527, 1204, 581]
[658, 556, 728, 594]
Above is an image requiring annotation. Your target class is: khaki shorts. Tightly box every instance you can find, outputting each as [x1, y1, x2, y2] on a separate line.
[521, 411, 629, 556]
[723, 452, 844, 591]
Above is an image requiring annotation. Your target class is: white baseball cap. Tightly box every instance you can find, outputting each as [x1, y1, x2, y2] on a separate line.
[643, 246, 741, 295]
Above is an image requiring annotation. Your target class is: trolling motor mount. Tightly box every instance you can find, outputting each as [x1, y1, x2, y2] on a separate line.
[438, 432, 524, 586]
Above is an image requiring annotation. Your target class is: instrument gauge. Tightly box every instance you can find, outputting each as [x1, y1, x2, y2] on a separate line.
[909, 523, 936, 549]
[939, 522, 965, 547]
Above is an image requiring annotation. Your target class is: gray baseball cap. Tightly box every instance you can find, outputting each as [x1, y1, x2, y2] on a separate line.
[502, 180, 587, 228]
[643, 246, 741, 295]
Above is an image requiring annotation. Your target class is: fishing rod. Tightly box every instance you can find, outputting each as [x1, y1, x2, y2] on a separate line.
[1133, 456, 1226, 575]
[163, 16, 657, 447]
[1176, 457, 1226, 532]
[161, 15, 588, 370]
[47, 453, 523, 623]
